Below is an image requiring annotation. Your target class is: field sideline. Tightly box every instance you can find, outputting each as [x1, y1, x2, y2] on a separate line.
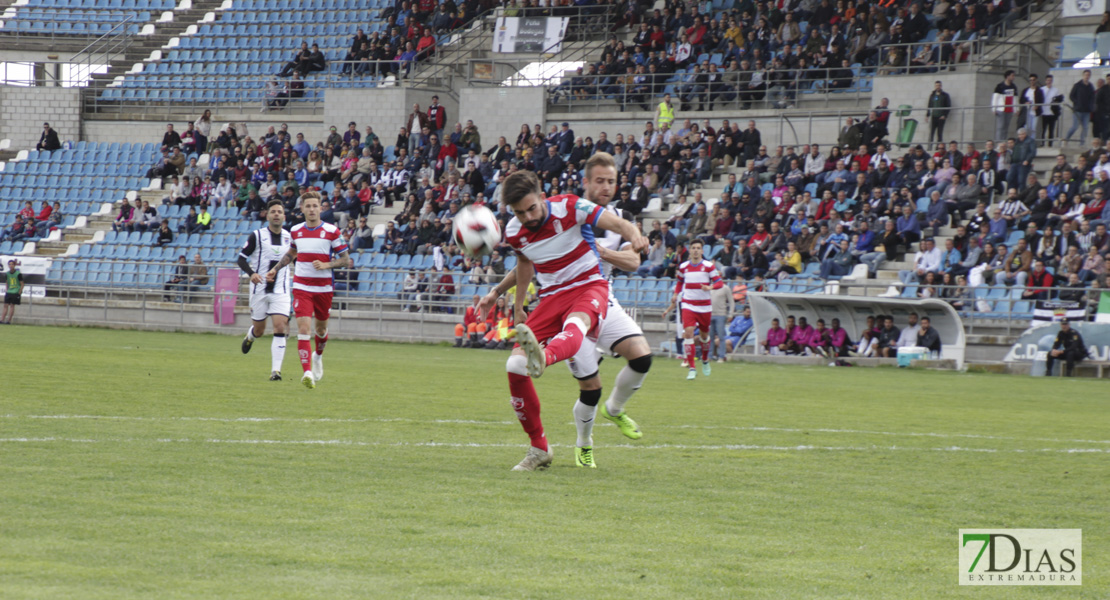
[0, 325, 1106, 599]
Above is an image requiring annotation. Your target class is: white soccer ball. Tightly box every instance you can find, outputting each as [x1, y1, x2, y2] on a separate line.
[452, 205, 502, 258]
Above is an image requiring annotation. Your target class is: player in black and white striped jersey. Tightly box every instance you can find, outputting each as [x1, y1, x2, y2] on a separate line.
[238, 199, 293, 380]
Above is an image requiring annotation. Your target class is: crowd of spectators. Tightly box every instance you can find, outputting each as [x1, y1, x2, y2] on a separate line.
[553, 0, 1042, 110]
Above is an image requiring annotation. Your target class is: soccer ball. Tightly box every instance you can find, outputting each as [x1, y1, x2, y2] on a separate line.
[453, 205, 502, 258]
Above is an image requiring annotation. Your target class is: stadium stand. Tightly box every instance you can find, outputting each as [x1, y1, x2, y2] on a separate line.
[3, 0, 1108, 373]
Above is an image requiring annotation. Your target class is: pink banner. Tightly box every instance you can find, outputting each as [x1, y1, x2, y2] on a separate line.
[213, 268, 239, 325]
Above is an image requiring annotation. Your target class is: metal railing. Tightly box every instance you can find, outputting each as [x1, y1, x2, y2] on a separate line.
[39, 257, 1108, 337]
[541, 66, 872, 113]
[876, 39, 1051, 78]
[68, 13, 138, 85]
[0, 9, 149, 45]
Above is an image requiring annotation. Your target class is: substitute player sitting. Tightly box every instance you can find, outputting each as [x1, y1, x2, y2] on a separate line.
[663, 239, 723, 380]
[239, 199, 292, 380]
[267, 191, 350, 389]
[500, 170, 647, 472]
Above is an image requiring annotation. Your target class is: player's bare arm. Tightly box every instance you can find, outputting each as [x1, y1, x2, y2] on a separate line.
[512, 254, 534, 325]
[598, 245, 641, 271]
[315, 250, 350, 271]
[663, 293, 679, 318]
[267, 247, 297, 281]
[480, 268, 517, 319]
[595, 210, 648, 253]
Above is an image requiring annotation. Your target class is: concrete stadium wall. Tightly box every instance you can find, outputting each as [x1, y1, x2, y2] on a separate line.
[325, 87, 459, 145]
[556, 110, 849, 154]
[82, 117, 334, 148]
[459, 87, 546, 143]
[0, 84, 81, 150]
[871, 72, 996, 144]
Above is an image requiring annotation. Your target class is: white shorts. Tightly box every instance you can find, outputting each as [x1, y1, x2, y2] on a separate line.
[566, 294, 643, 380]
[250, 292, 291, 322]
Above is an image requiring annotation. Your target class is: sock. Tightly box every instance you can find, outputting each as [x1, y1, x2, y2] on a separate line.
[700, 337, 710, 362]
[314, 330, 328, 356]
[271, 333, 286, 373]
[574, 388, 601, 448]
[246, 326, 257, 341]
[606, 364, 648, 417]
[685, 339, 696, 369]
[297, 334, 312, 373]
[542, 317, 587, 366]
[508, 372, 547, 452]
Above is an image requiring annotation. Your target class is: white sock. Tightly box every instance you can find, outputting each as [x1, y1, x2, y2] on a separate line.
[606, 365, 647, 417]
[573, 400, 598, 448]
[246, 326, 257, 341]
[271, 334, 286, 373]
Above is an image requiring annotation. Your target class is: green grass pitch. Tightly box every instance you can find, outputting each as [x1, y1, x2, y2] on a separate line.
[0, 325, 1106, 599]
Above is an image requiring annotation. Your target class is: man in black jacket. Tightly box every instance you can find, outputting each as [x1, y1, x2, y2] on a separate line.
[36, 122, 61, 152]
[1046, 319, 1089, 377]
[927, 81, 952, 143]
[1065, 69, 1095, 144]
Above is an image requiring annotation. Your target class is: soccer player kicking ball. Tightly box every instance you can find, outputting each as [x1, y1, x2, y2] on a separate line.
[238, 199, 292, 380]
[481, 153, 651, 469]
[499, 170, 647, 471]
[663, 239, 723, 380]
[266, 191, 350, 389]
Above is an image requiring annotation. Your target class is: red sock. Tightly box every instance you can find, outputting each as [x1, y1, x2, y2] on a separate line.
[542, 318, 586, 366]
[685, 340, 696, 368]
[700, 338, 710, 362]
[297, 336, 312, 372]
[508, 372, 547, 452]
[314, 333, 328, 355]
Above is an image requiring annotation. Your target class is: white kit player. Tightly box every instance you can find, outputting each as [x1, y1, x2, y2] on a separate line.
[239, 199, 292, 380]
[267, 191, 351, 389]
[479, 153, 651, 469]
[663, 239, 723, 380]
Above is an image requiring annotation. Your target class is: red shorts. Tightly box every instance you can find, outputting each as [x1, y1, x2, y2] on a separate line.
[293, 289, 333, 321]
[519, 280, 609, 344]
[681, 308, 711, 332]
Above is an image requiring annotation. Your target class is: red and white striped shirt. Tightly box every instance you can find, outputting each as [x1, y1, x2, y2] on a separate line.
[675, 259, 723, 313]
[504, 194, 605, 299]
[290, 221, 348, 294]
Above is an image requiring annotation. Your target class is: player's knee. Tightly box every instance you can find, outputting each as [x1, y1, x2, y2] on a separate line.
[506, 354, 528, 376]
[454, 324, 465, 336]
[578, 387, 602, 407]
[476, 323, 487, 334]
[628, 353, 653, 374]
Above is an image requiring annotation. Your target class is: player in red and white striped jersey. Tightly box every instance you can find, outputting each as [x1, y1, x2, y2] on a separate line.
[499, 170, 647, 471]
[267, 191, 350, 389]
[663, 239, 723, 380]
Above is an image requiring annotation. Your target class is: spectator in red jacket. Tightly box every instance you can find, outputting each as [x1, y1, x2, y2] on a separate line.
[1021, 260, 1055, 301]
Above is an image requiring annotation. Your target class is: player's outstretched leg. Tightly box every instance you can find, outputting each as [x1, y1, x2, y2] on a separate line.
[602, 353, 650, 440]
[242, 325, 257, 354]
[684, 339, 696, 379]
[311, 328, 327, 381]
[506, 354, 552, 471]
[514, 324, 547, 379]
[700, 335, 712, 376]
[297, 333, 315, 389]
[573, 388, 600, 468]
[270, 333, 286, 380]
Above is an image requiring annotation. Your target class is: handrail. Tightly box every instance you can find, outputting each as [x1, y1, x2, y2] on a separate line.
[68, 13, 137, 85]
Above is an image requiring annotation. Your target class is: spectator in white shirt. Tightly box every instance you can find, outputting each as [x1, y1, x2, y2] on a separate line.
[898, 237, 943, 285]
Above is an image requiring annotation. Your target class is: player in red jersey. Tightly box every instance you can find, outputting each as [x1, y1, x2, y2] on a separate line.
[267, 191, 350, 389]
[663, 239, 723, 380]
[499, 170, 647, 471]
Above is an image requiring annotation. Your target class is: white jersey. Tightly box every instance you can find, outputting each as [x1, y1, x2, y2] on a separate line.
[584, 204, 631, 280]
[240, 226, 292, 296]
